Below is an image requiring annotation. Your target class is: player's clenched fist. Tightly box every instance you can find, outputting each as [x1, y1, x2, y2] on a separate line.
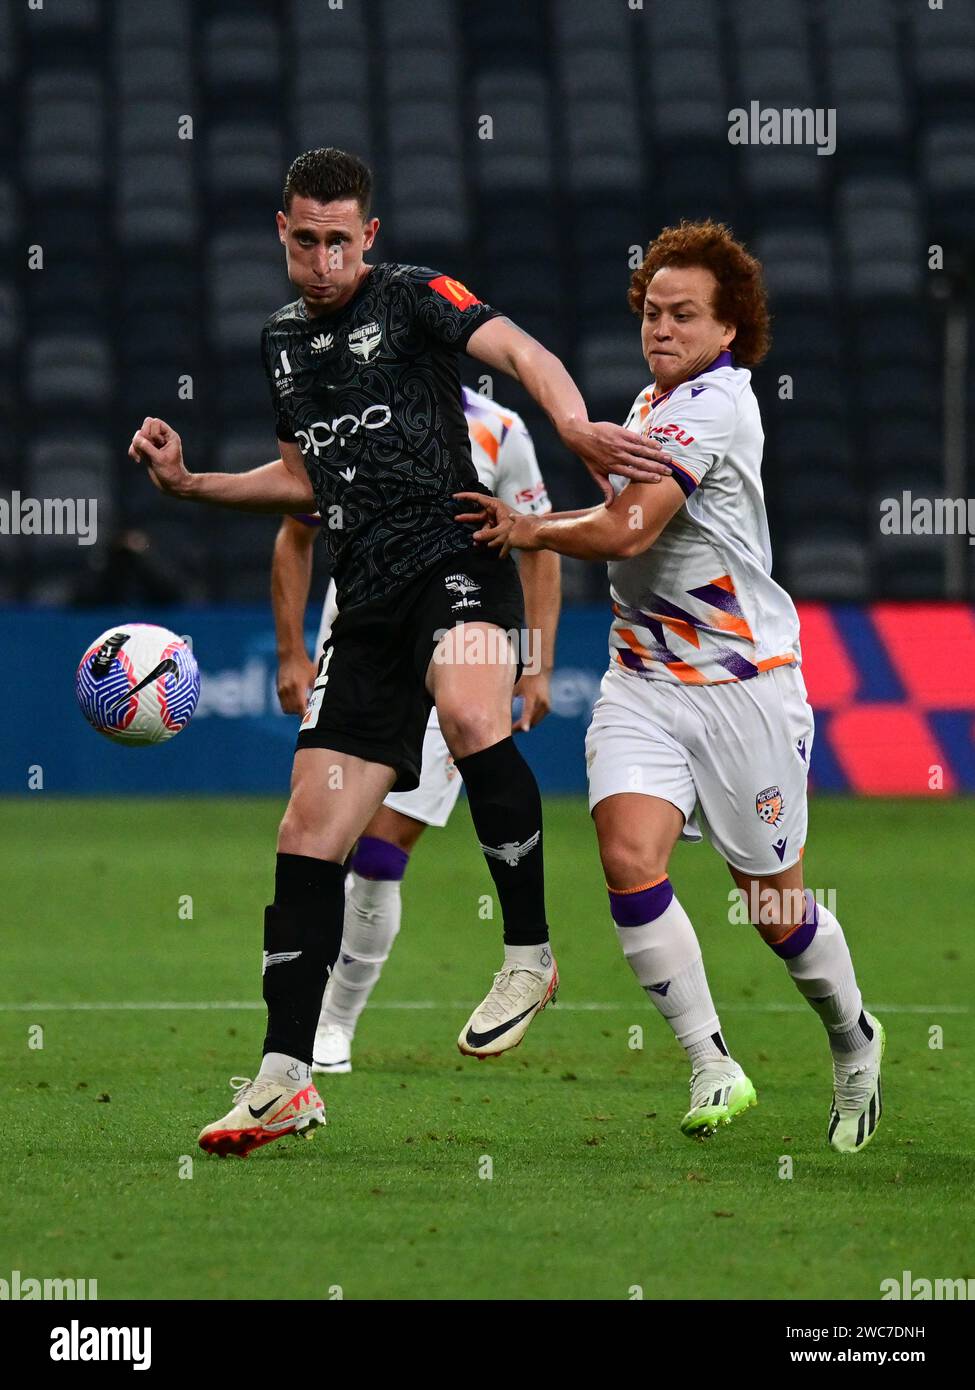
[276, 653, 318, 716]
[129, 417, 192, 498]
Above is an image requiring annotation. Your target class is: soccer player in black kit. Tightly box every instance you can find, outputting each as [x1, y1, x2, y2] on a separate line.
[130, 148, 672, 1156]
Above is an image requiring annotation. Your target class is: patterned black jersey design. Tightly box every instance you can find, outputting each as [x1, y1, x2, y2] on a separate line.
[261, 262, 502, 609]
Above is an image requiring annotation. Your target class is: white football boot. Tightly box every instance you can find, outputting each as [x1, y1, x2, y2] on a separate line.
[198, 1075, 325, 1158]
[458, 954, 558, 1058]
[312, 1022, 353, 1075]
[828, 1013, 885, 1153]
[680, 1058, 757, 1139]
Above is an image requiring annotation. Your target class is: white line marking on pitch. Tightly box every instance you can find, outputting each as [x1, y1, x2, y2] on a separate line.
[0, 1000, 967, 1014]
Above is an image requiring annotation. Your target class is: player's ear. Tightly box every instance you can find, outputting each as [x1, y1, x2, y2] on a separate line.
[362, 217, 380, 251]
[276, 210, 287, 244]
[722, 322, 737, 351]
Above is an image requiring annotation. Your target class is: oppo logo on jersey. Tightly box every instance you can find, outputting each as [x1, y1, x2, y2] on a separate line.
[295, 404, 393, 456]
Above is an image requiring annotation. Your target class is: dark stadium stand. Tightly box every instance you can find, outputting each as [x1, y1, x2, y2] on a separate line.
[2, 0, 970, 605]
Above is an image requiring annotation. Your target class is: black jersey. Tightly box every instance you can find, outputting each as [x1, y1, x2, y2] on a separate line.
[261, 263, 502, 609]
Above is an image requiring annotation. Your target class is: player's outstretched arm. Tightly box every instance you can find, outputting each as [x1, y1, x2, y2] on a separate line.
[272, 514, 319, 715]
[465, 318, 672, 502]
[456, 480, 687, 563]
[129, 420, 315, 513]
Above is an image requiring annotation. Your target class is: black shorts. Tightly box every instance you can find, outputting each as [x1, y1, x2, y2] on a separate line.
[296, 546, 526, 792]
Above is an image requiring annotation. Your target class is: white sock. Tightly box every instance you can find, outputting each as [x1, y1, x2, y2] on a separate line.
[613, 887, 726, 1065]
[257, 1052, 311, 1087]
[319, 872, 402, 1037]
[503, 942, 553, 972]
[778, 901, 873, 1061]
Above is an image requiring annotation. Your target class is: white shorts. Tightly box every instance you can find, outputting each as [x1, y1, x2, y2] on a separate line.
[382, 707, 462, 828]
[585, 662, 815, 876]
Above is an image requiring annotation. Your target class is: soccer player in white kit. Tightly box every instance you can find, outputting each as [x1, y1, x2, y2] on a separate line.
[272, 386, 560, 1072]
[458, 221, 884, 1153]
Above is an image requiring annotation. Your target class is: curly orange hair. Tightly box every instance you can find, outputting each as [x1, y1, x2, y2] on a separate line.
[628, 220, 771, 366]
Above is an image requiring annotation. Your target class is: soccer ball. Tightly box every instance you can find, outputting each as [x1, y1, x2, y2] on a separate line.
[75, 623, 201, 745]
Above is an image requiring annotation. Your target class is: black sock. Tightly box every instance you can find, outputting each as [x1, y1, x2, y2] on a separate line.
[455, 737, 548, 946]
[261, 852, 346, 1064]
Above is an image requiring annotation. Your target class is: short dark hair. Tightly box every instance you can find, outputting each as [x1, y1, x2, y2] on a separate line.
[283, 147, 373, 219]
[628, 219, 771, 366]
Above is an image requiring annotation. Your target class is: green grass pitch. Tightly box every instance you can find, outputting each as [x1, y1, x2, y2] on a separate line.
[2, 795, 972, 1301]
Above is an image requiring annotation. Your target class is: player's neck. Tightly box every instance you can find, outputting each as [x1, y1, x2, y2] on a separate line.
[303, 262, 375, 319]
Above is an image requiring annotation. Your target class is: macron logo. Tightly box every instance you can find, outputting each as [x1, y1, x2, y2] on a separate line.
[690, 385, 707, 397]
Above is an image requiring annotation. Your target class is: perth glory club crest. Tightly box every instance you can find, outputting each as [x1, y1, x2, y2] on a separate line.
[756, 785, 784, 827]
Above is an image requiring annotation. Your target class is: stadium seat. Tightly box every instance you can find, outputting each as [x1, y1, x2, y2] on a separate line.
[208, 232, 290, 356]
[205, 123, 284, 206]
[825, 45, 908, 166]
[923, 125, 975, 240]
[769, 309, 839, 367]
[0, 281, 18, 360]
[382, 0, 456, 50]
[115, 45, 193, 105]
[465, 3, 545, 60]
[116, 1, 191, 46]
[385, 47, 460, 104]
[203, 16, 281, 97]
[842, 216, 923, 303]
[117, 155, 196, 248]
[388, 154, 469, 257]
[25, 431, 115, 570]
[471, 73, 553, 195]
[648, 50, 726, 148]
[26, 334, 113, 411]
[731, 0, 808, 48]
[647, 0, 720, 51]
[387, 101, 463, 160]
[912, 4, 975, 106]
[853, 307, 938, 369]
[24, 0, 99, 38]
[577, 332, 652, 417]
[564, 100, 643, 196]
[755, 230, 836, 304]
[779, 471, 864, 529]
[559, 48, 635, 104]
[554, 0, 632, 48]
[742, 146, 826, 210]
[294, 99, 374, 167]
[732, 45, 816, 111]
[823, 0, 897, 45]
[0, 1, 13, 90]
[25, 70, 105, 194]
[783, 539, 870, 599]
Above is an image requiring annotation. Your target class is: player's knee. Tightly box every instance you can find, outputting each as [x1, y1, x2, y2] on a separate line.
[277, 782, 324, 850]
[437, 701, 502, 758]
[739, 881, 808, 932]
[599, 840, 669, 891]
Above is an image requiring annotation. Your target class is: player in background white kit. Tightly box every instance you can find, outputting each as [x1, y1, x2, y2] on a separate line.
[272, 386, 561, 1072]
[458, 222, 884, 1153]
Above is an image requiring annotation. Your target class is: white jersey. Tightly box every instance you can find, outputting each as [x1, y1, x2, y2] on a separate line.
[313, 386, 551, 649]
[607, 352, 800, 686]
